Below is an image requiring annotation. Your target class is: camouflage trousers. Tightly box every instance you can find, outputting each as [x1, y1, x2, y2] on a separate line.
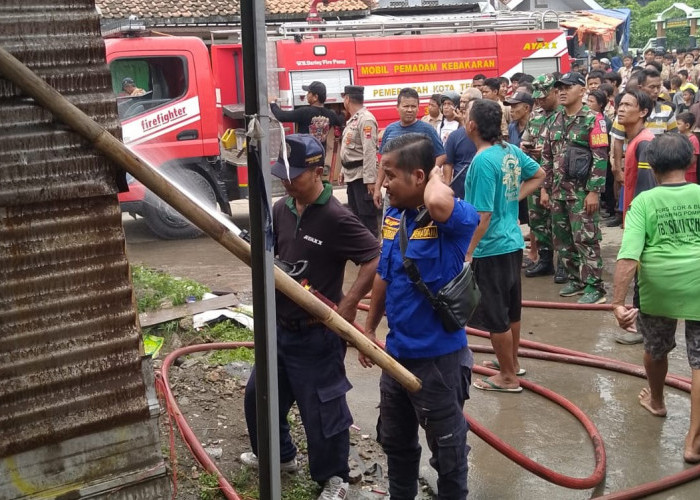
[527, 193, 552, 251]
[551, 193, 604, 291]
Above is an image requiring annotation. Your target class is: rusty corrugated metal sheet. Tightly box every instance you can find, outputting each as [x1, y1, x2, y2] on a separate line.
[0, 2, 167, 497]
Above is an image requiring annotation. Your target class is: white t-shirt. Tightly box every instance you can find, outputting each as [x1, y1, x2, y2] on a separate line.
[437, 119, 460, 145]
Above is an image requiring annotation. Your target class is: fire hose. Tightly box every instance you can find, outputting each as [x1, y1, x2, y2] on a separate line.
[2, 46, 698, 498]
[155, 297, 699, 499]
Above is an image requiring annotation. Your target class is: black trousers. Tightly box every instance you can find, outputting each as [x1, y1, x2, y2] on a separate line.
[347, 178, 379, 237]
[244, 324, 352, 483]
[378, 348, 472, 499]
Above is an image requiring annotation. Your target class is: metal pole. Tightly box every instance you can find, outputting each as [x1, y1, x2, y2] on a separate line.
[239, 0, 281, 498]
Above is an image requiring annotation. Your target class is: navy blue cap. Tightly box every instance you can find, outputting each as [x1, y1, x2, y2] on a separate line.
[271, 134, 325, 180]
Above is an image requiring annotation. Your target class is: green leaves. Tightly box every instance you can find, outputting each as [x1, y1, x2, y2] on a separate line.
[131, 264, 210, 312]
[598, 0, 700, 48]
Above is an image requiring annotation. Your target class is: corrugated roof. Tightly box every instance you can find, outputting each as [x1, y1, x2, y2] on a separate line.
[96, 0, 372, 19]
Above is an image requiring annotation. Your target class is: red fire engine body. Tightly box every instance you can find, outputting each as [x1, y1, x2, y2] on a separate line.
[105, 13, 570, 239]
[274, 26, 570, 128]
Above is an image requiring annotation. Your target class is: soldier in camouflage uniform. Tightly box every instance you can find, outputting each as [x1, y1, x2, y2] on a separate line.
[541, 72, 609, 304]
[521, 74, 561, 280]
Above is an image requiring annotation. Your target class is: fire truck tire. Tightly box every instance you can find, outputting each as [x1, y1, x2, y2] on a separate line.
[142, 168, 217, 240]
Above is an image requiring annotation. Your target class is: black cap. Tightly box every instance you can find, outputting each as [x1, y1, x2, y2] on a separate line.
[302, 81, 327, 100]
[271, 134, 325, 180]
[554, 72, 586, 88]
[342, 85, 364, 97]
[504, 91, 534, 107]
[122, 77, 135, 88]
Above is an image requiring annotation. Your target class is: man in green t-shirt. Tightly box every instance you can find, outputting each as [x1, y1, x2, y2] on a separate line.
[612, 133, 700, 464]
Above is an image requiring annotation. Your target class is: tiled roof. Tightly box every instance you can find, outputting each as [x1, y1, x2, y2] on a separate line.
[268, 0, 370, 15]
[96, 0, 372, 19]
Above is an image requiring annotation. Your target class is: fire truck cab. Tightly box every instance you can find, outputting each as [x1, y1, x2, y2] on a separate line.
[106, 33, 244, 239]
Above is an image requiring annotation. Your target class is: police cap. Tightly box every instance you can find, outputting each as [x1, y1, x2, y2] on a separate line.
[342, 85, 365, 97]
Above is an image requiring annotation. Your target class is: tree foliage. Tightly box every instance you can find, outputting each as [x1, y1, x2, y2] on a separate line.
[597, 0, 700, 49]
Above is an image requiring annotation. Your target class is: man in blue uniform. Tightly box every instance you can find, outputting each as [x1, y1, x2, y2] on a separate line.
[242, 135, 379, 500]
[359, 133, 479, 499]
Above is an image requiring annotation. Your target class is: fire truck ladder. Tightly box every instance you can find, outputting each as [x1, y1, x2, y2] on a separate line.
[276, 10, 561, 38]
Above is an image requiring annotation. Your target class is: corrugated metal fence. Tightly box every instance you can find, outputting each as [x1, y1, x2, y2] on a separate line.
[0, 1, 169, 497]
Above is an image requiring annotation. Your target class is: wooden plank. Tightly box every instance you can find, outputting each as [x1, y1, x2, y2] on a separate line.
[138, 294, 240, 328]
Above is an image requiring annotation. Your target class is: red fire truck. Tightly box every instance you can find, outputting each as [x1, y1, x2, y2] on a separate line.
[106, 11, 570, 239]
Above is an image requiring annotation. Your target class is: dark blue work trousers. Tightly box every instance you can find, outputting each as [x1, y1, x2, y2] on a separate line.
[379, 347, 472, 499]
[243, 324, 352, 483]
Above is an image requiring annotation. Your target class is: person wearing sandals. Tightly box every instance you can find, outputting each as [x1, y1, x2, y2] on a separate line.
[464, 100, 545, 392]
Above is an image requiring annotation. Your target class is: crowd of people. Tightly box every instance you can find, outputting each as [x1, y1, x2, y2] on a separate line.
[238, 60, 700, 498]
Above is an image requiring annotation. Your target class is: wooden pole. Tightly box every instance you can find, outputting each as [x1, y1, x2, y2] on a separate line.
[0, 45, 421, 393]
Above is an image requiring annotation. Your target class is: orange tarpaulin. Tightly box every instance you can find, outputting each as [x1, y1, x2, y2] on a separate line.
[560, 11, 624, 50]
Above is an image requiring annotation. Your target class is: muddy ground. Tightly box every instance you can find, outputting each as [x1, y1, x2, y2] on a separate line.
[125, 191, 700, 499]
[154, 328, 431, 499]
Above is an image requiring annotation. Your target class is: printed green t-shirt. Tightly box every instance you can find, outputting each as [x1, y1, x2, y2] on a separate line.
[617, 183, 700, 320]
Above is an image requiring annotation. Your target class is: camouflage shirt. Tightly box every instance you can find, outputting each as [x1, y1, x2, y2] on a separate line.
[521, 106, 558, 153]
[541, 105, 609, 201]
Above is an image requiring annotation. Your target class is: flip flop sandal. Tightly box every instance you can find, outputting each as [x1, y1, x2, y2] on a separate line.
[473, 378, 523, 393]
[482, 359, 526, 376]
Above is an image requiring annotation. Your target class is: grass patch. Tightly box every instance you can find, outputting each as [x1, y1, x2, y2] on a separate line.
[197, 472, 223, 500]
[143, 320, 180, 338]
[131, 265, 209, 313]
[230, 467, 259, 499]
[204, 320, 255, 365]
[281, 470, 319, 500]
[231, 466, 319, 500]
[206, 320, 254, 342]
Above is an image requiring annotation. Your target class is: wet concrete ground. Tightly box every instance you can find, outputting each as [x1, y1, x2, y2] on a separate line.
[124, 190, 698, 498]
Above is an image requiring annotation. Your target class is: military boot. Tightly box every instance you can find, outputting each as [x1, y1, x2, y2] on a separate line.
[553, 258, 568, 284]
[525, 249, 554, 277]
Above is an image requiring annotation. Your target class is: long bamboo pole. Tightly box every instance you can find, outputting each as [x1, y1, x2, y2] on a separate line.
[0, 45, 421, 393]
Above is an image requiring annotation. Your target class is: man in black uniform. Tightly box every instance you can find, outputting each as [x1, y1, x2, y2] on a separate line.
[270, 81, 345, 143]
[242, 134, 379, 500]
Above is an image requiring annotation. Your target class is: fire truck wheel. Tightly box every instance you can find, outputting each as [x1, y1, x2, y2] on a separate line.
[142, 168, 217, 240]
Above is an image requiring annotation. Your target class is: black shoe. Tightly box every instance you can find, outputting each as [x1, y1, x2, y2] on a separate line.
[525, 250, 554, 277]
[605, 214, 622, 227]
[601, 212, 617, 220]
[553, 262, 568, 284]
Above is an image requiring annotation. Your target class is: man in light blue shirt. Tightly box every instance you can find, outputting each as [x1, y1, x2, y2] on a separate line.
[373, 87, 445, 208]
[464, 99, 544, 393]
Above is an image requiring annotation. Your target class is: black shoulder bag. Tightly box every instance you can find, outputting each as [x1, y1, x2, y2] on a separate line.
[399, 211, 481, 331]
[562, 115, 593, 182]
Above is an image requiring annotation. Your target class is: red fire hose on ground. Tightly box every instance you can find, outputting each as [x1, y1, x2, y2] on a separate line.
[155, 299, 700, 499]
